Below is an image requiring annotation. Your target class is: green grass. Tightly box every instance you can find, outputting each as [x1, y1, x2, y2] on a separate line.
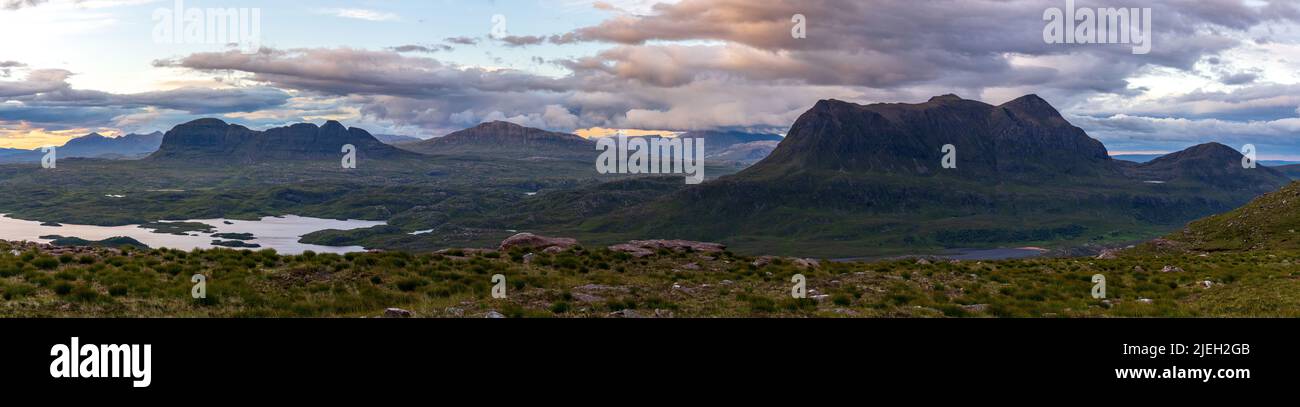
[2, 239, 1296, 318]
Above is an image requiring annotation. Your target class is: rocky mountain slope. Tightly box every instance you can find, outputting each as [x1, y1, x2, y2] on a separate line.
[569, 94, 1291, 257]
[149, 119, 418, 163]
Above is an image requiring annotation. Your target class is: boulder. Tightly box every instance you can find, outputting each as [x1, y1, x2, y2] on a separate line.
[499, 233, 577, 252]
[1096, 249, 1119, 260]
[609, 239, 726, 257]
[383, 308, 414, 318]
[792, 258, 821, 269]
[608, 243, 654, 258]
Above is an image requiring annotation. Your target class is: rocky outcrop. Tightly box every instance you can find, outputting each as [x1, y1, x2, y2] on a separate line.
[498, 233, 578, 252]
[608, 240, 726, 258]
[751, 256, 822, 269]
[383, 308, 414, 318]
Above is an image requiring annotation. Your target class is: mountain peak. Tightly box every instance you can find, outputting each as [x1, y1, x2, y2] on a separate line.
[322, 120, 347, 132]
[928, 94, 964, 103]
[179, 118, 230, 127]
[404, 121, 592, 159]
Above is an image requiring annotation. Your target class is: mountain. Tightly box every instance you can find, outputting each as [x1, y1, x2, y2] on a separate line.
[402, 121, 595, 160]
[59, 132, 163, 159]
[373, 134, 423, 145]
[677, 130, 783, 151]
[1272, 164, 1300, 180]
[707, 140, 780, 164]
[1123, 142, 1288, 194]
[149, 119, 418, 163]
[0, 132, 163, 164]
[750, 94, 1114, 180]
[568, 94, 1291, 257]
[0, 148, 39, 163]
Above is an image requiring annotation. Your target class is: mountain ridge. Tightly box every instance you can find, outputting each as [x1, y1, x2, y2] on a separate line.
[149, 118, 418, 163]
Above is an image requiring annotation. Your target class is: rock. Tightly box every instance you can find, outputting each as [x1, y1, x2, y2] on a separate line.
[1096, 249, 1119, 260]
[383, 308, 414, 318]
[653, 309, 675, 318]
[522, 253, 536, 264]
[752, 256, 777, 267]
[811, 294, 831, 302]
[443, 307, 465, 317]
[608, 309, 641, 318]
[1133, 266, 1145, 273]
[792, 258, 821, 269]
[682, 262, 700, 270]
[608, 244, 655, 258]
[916, 258, 931, 265]
[435, 248, 497, 256]
[542, 246, 565, 254]
[571, 292, 603, 303]
[1137, 298, 1154, 304]
[499, 233, 578, 252]
[609, 239, 725, 257]
[961, 304, 990, 313]
[1100, 299, 1114, 308]
[485, 311, 506, 319]
[1202, 280, 1213, 289]
[1160, 265, 1185, 273]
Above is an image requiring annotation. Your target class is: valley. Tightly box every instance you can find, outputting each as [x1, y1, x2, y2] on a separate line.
[2, 95, 1299, 318]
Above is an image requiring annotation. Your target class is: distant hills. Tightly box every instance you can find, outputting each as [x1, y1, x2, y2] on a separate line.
[149, 118, 418, 163]
[402, 121, 595, 160]
[572, 94, 1292, 257]
[707, 140, 781, 164]
[0, 132, 163, 163]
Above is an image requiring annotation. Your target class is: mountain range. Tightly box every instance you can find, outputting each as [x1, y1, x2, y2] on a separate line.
[565, 94, 1291, 256]
[0, 132, 163, 163]
[1, 94, 1293, 258]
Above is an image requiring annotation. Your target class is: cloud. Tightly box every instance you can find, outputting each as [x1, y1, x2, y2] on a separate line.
[2, 0, 47, 10]
[317, 8, 399, 22]
[389, 44, 453, 53]
[444, 36, 479, 45]
[1, 65, 290, 134]
[0, 68, 71, 98]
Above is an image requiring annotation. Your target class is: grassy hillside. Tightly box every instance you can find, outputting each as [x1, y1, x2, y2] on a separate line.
[3, 239, 1297, 317]
[1161, 181, 1300, 252]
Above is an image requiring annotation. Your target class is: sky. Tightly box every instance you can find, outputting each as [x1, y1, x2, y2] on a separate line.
[2, 0, 1300, 159]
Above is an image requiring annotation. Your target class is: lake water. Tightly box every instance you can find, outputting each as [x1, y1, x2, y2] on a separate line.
[0, 214, 386, 254]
